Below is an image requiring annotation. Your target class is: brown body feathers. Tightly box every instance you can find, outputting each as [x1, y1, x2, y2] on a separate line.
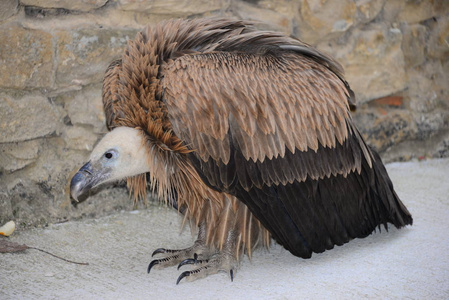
[102, 18, 412, 260]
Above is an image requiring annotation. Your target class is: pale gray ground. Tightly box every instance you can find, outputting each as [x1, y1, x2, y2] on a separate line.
[1, 159, 448, 300]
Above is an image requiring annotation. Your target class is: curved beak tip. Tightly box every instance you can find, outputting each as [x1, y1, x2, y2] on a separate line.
[70, 172, 86, 203]
[70, 161, 93, 204]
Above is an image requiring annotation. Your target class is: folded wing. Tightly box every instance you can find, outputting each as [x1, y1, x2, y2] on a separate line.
[161, 46, 412, 257]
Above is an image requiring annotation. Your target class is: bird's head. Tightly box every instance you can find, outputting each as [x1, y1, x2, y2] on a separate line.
[70, 127, 149, 202]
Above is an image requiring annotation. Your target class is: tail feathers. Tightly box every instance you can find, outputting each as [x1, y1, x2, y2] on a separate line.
[371, 150, 413, 228]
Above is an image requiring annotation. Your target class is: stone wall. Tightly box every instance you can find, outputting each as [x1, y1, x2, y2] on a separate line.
[1, 0, 448, 227]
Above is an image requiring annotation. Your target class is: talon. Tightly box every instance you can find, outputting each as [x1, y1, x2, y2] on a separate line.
[177, 258, 195, 270]
[152, 248, 168, 257]
[147, 260, 160, 273]
[230, 269, 234, 282]
[177, 253, 198, 270]
[176, 271, 191, 285]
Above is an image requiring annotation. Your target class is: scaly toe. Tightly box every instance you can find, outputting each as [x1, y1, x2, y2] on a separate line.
[177, 253, 210, 270]
[147, 239, 213, 273]
[175, 253, 238, 284]
[152, 248, 179, 257]
[147, 253, 182, 273]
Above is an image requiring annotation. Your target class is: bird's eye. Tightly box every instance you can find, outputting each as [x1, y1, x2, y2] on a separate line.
[105, 152, 113, 159]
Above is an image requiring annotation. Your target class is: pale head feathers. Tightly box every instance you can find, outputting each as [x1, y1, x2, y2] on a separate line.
[90, 127, 150, 184]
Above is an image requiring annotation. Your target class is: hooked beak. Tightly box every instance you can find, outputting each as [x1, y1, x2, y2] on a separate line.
[70, 161, 95, 203]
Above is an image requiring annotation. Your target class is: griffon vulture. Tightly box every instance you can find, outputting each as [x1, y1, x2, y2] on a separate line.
[70, 18, 413, 284]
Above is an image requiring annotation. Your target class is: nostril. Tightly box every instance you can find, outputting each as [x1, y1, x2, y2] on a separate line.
[82, 169, 92, 175]
[78, 161, 93, 175]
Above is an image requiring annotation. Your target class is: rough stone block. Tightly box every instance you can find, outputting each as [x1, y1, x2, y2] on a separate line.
[407, 60, 448, 114]
[0, 140, 40, 173]
[63, 126, 101, 151]
[63, 85, 106, 133]
[355, 0, 385, 24]
[0, 192, 14, 225]
[401, 23, 427, 67]
[0, 24, 54, 89]
[295, 0, 357, 44]
[20, 0, 108, 12]
[118, 0, 228, 15]
[397, 0, 448, 24]
[383, 0, 448, 24]
[353, 108, 412, 152]
[427, 16, 449, 61]
[414, 112, 447, 140]
[320, 24, 407, 104]
[55, 28, 137, 88]
[0, 93, 61, 143]
[0, 0, 18, 21]
[232, 0, 297, 34]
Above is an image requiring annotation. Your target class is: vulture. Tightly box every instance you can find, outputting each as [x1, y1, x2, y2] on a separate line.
[70, 18, 413, 284]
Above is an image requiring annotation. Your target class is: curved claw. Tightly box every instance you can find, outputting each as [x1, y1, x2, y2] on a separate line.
[230, 269, 234, 282]
[151, 248, 168, 257]
[176, 270, 191, 285]
[177, 258, 196, 270]
[147, 260, 160, 274]
[177, 253, 199, 270]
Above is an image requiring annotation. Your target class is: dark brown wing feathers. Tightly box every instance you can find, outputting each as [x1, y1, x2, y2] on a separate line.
[102, 18, 412, 259]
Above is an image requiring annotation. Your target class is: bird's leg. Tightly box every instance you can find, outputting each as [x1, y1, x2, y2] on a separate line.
[147, 195, 270, 283]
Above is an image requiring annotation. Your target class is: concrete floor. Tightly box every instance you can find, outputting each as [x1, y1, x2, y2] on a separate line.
[1, 159, 449, 299]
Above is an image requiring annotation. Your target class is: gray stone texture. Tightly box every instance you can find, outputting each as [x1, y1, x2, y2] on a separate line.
[0, 0, 18, 21]
[1, 0, 448, 227]
[20, 0, 108, 12]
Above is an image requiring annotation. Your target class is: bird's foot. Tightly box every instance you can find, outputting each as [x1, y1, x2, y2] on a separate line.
[148, 240, 237, 284]
[147, 239, 212, 272]
[176, 250, 237, 284]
